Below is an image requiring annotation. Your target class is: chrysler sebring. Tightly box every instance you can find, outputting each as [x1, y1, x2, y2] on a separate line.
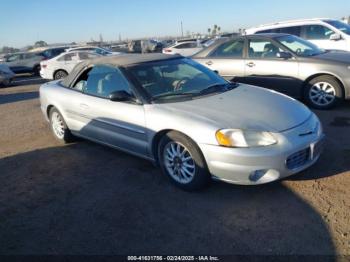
[39, 54, 324, 190]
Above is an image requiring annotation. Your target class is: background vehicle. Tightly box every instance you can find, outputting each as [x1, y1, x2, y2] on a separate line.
[162, 41, 203, 56]
[40, 54, 323, 190]
[246, 18, 350, 51]
[0, 64, 15, 87]
[2, 52, 45, 75]
[40, 51, 101, 80]
[38, 47, 68, 60]
[128, 40, 163, 53]
[66, 46, 121, 56]
[193, 33, 350, 109]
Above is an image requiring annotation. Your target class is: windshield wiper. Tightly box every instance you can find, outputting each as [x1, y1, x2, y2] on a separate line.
[152, 92, 196, 101]
[199, 82, 238, 95]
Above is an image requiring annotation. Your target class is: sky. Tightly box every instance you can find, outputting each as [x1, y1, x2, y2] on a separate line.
[0, 0, 349, 48]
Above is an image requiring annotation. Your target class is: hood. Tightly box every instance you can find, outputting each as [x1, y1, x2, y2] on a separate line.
[158, 85, 311, 133]
[312, 50, 350, 64]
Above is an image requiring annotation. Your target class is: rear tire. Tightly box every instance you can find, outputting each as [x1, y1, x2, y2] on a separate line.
[304, 75, 343, 109]
[49, 107, 74, 143]
[158, 131, 210, 191]
[54, 70, 68, 80]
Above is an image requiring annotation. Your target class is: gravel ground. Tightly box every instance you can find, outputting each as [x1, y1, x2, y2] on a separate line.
[0, 78, 349, 256]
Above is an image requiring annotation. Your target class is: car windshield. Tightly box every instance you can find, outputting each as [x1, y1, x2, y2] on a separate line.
[324, 20, 350, 35]
[128, 58, 236, 102]
[276, 35, 325, 57]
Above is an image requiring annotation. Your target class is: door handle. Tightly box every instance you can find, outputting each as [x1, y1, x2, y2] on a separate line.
[206, 60, 213, 66]
[246, 62, 255, 67]
[80, 103, 89, 109]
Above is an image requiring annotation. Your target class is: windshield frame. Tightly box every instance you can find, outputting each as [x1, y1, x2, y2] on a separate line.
[275, 34, 326, 57]
[125, 57, 235, 104]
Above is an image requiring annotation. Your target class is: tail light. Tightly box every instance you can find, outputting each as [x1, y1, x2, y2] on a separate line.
[163, 49, 172, 53]
[41, 64, 47, 68]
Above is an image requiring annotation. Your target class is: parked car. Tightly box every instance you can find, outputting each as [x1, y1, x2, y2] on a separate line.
[162, 41, 203, 56]
[2, 52, 45, 75]
[0, 64, 15, 87]
[193, 33, 350, 109]
[128, 40, 162, 53]
[40, 51, 102, 80]
[245, 18, 350, 51]
[65, 46, 121, 56]
[39, 54, 324, 190]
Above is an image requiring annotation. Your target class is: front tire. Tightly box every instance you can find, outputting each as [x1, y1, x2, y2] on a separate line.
[49, 108, 74, 143]
[304, 75, 343, 109]
[158, 131, 210, 191]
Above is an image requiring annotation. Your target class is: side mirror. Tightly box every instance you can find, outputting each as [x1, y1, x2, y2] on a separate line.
[330, 33, 342, 41]
[109, 90, 136, 102]
[276, 52, 293, 59]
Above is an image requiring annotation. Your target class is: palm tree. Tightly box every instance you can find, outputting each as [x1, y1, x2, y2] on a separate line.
[217, 26, 221, 35]
[208, 28, 211, 35]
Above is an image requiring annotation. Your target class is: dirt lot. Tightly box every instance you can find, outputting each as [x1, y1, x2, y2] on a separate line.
[0, 77, 349, 256]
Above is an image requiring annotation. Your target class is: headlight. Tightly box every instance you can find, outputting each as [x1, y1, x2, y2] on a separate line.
[216, 129, 277, 148]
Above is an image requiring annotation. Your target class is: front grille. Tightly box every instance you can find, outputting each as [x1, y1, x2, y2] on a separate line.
[286, 148, 310, 170]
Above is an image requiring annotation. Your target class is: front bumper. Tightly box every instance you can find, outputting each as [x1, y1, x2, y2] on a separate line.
[199, 118, 324, 185]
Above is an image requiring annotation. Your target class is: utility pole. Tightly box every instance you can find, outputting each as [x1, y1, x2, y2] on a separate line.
[181, 21, 184, 38]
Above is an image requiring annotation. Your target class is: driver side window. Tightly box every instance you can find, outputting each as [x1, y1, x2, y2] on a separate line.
[7, 54, 21, 62]
[73, 65, 134, 99]
[248, 39, 283, 58]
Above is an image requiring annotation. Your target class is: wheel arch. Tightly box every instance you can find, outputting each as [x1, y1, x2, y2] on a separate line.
[151, 129, 173, 165]
[151, 129, 205, 166]
[302, 73, 346, 98]
[46, 104, 69, 126]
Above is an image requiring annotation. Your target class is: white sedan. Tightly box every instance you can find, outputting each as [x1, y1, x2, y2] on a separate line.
[162, 41, 203, 56]
[40, 51, 101, 80]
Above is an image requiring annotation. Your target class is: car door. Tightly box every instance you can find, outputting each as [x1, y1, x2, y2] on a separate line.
[195, 38, 245, 81]
[23, 53, 40, 73]
[69, 65, 148, 156]
[242, 37, 300, 97]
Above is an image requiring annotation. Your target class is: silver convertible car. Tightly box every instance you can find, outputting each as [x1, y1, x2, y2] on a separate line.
[40, 54, 324, 190]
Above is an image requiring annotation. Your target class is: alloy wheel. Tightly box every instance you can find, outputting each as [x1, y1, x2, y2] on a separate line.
[309, 81, 336, 106]
[51, 111, 65, 139]
[163, 141, 196, 184]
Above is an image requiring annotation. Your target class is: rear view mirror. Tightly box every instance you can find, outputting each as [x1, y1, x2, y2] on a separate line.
[109, 90, 136, 102]
[330, 33, 342, 41]
[276, 52, 292, 59]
